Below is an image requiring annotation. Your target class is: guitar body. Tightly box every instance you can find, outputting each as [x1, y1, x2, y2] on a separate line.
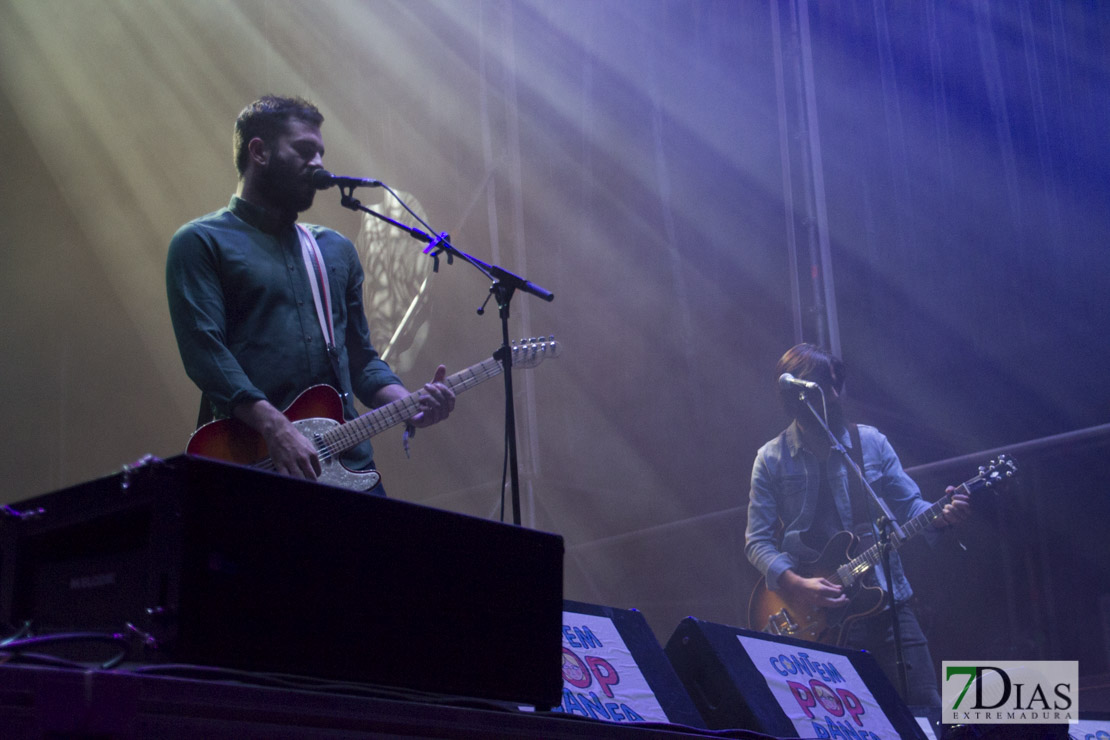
[185, 385, 382, 491]
[181, 338, 560, 492]
[747, 530, 887, 646]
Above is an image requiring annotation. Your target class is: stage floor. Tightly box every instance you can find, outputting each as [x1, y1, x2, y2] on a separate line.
[0, 662, 775, 739]
[2, 661, 1106, 738]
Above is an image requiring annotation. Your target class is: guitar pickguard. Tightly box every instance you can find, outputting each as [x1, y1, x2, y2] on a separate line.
[292, 417, 381, 491]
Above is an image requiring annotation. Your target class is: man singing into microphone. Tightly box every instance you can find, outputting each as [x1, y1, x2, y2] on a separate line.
[166, 95, 454, 492]
[745, 343, 970, 706]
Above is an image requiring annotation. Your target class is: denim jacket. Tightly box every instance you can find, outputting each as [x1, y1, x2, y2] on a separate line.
[746, 421, 936, 602]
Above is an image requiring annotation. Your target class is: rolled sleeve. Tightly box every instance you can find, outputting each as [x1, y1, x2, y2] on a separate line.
[746, 451, 797, 591]
[868, 429, 940, 547]
[166, 222, 266, 416]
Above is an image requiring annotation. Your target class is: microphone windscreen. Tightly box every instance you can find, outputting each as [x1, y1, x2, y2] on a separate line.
[311, 169, 335, 190]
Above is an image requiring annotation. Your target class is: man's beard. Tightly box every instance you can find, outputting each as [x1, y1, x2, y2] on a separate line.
[257, 156, 316, 215]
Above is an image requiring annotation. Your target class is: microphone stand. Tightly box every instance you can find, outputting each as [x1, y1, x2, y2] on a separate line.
[795, 388, 910, 700]
[333, 184, 554, 526]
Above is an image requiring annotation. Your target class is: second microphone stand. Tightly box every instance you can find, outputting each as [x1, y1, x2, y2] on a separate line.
[795, 387, 910, 699]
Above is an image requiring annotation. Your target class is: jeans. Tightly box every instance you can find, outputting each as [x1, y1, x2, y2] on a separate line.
[843, 602, 941, 707]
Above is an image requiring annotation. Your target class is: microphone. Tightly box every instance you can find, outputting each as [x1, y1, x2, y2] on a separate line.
[311, 169, 382, 190]
[778, 373, 821, 392]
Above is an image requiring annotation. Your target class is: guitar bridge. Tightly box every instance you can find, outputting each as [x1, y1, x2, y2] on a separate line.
[766, 608, 800, 636]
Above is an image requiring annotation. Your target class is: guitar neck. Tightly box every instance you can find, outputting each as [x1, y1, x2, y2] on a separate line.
[837, 486, 962, 584]
[894, 488, 960, 545]
[318, 356, 505, 457]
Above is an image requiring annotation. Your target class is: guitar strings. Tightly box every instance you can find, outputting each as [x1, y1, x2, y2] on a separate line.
[250, 341, 550, 472]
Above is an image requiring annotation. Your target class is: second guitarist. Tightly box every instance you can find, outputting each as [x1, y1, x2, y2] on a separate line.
[745, 343, 970, 707]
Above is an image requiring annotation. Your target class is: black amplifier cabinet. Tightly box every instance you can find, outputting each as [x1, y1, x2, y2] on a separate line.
[0, 455, 565, 709]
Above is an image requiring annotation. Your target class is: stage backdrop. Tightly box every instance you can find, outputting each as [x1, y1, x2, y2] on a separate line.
[1, 0, 1107, 684]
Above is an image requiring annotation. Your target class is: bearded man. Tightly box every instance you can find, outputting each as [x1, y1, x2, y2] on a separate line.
[167, 95, 453, 492]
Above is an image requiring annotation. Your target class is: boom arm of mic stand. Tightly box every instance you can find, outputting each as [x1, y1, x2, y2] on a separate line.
[338, 189, 554, 301]
[340, 189, 438, 249]
[335, 186, 554, 527]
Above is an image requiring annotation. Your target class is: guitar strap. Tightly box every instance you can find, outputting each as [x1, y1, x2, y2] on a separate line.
[846, 423, 873, 539]
[847, 424, 892, 605]
[193, 225, 350, 430]
[296, 224, 337, 353]
[296, 224, 351, 404]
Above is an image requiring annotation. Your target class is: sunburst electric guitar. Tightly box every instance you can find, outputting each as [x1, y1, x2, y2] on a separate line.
[185, 336, 560, 490]
[747, 455, 1016, 646]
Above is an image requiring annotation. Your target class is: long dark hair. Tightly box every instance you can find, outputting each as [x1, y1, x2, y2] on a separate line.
[775, 343, 845, 418]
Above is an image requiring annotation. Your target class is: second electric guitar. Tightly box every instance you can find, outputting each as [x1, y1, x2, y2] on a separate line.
[747, 455, 1015, 646]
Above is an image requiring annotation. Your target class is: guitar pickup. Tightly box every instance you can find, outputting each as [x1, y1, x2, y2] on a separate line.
[766, 608, 799, 636]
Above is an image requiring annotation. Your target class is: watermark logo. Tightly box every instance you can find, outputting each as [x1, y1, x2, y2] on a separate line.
[942, 661, 1078, 725]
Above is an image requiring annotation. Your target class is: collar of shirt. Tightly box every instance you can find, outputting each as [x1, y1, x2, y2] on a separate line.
[228, 195, 296, 235]
[784, 419, 854, 459]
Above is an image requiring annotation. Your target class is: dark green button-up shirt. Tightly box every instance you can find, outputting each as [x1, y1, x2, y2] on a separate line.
[166, 196, 402, 469]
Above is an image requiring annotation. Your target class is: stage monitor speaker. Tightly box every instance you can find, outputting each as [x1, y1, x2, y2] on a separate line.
[665, 616, 927, 738]
[0, 454, 565, 709]
[556, 600, 705, 728]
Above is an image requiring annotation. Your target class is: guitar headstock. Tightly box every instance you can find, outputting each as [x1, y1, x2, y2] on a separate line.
[509, 336, 560, 370]
[964, 454, 1018, 495]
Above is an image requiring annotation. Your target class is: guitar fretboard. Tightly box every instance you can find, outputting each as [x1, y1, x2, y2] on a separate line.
[833, 484, 968, 588]
[315, 356, 506, 460]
